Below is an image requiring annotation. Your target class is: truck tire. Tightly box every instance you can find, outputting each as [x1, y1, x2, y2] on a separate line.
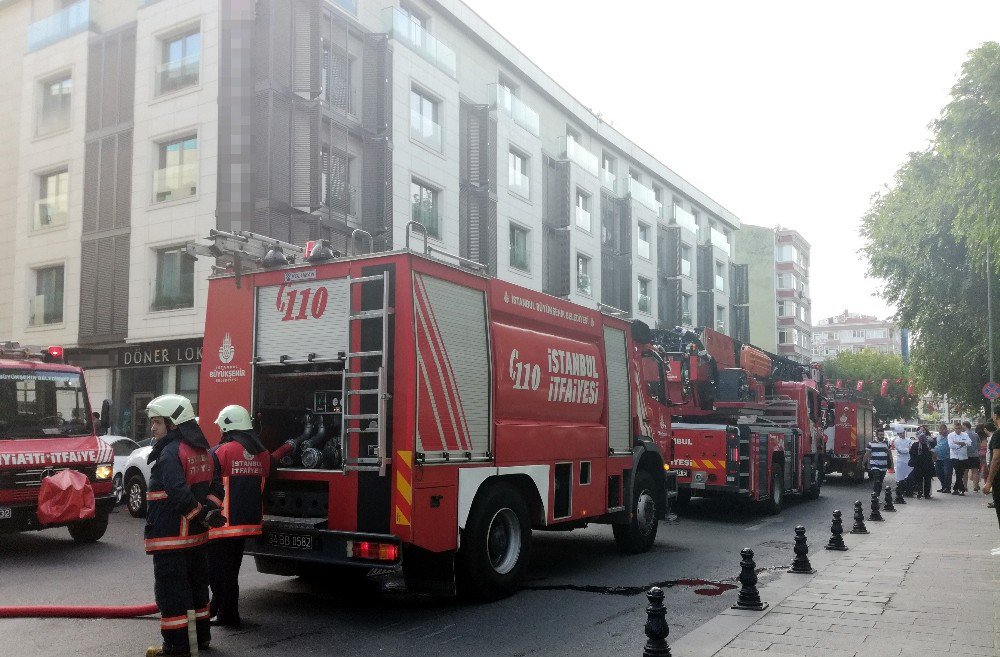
[68, 511, 109, 543]
[457, 483, 531, 601]
[764, 468, 784, 515]
[126, 474, 147, 518]
[612, 470, 659, 554]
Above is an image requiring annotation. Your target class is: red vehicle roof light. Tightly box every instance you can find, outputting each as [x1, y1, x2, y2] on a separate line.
[45, 346, 64, 363]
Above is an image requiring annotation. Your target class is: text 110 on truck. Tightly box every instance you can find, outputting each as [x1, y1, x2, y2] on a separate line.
[194, 228, 678, 599]
[0, 343, 115, 541]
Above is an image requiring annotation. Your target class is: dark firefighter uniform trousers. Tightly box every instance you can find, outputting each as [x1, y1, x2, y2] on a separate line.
[154, 547, 211, 652]
[208, 537, 246, 626]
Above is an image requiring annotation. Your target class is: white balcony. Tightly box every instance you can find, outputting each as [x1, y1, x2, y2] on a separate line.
[384, 7, 457, 78]
[156, 54, 200, 95]
[710, 226, 731, 255]
[575, 206, 591, 231]
[410, 109, 442, 151]
[28, 0, 91, 52]
[638, 238, 650, 260]
[600, 168, 617, 193]
[559, 136, 599, 177]
[492, 85, 539, 137]
[153, 162, 198, 203]
[34, 195, 68, 230]
[681, 259, 691, 277]
[673, 204, 698, 234]
[627, 177, 662, 215]
[509, 167, 530, 198]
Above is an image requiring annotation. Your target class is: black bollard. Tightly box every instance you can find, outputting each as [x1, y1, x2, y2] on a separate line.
[642, 587, 672, 657]
[788, 525, 816, 574]
[825, 510, 848, 551]
[731, 548, 768, 610]
[850, 500, 869, 534]
[868, 491, 884, 521]
[894, 484, 907, 505]
[883, 486, 896, 512]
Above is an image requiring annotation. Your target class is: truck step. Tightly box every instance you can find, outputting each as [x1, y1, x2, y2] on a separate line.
[347, 389, 384, 396]
[347, 350, 383, 358]
[350, 309, 393, 320]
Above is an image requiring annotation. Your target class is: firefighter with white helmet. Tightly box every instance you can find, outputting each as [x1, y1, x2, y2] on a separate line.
[207, 404, 270, 630]
[144, 394, 225, 657]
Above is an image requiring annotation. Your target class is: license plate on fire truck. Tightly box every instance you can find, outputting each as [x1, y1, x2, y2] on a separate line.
[267, 532, 314, 550]
[0, 507, 11, 520]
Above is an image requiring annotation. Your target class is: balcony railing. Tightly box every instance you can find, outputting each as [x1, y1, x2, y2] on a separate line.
[34, 195, 68, 230]
[384, 7, 457, 78]
[627, 177, 662, 215]
[559, 136, 599, 177]
[673, 204, 698, 234]
[156, 54, 200, 95]
[637, 238, 650, 260]
[575, 206, 591, 231]
[710, 226, 731, 255]
[28, 0, 92, 52]
[509, 168, 530, 198]
[410, 108, 442, 151]
[153, 162, 198, 203]
[600, 168, 616, 193]
[492, 84, 539, 137]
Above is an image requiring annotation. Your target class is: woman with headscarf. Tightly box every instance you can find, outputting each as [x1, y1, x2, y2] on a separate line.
[909, 425, 935, 498]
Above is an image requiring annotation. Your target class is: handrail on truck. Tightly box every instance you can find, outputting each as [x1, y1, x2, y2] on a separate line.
[351, 229, 374, 256]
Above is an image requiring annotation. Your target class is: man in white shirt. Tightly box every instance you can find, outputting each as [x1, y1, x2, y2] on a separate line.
[947, 421, 971, 495]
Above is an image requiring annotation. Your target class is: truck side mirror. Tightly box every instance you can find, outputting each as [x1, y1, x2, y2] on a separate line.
[631, 320, 651, 344]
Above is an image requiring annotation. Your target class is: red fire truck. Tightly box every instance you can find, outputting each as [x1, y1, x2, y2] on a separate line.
[193, 229, 678, 599]
[822, 390, 873, 483]
[0, 343, 115, 540]
[656, 327, 825, 513]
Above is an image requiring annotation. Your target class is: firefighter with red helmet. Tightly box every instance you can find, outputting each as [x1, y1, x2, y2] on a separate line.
[144, 394, 225, 657]
[207, 404, 270, 629]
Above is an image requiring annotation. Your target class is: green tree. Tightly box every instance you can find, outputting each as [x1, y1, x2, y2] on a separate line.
[862, 42, 1000, 412]
[823, 350, 917, 423]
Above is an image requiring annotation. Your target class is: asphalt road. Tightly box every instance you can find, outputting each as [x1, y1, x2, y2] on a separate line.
[0, 474, 901, 657]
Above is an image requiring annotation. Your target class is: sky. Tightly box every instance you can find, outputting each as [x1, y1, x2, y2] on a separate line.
[460, 0, 1000, 323]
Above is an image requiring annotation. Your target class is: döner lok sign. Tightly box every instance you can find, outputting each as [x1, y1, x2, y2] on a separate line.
[115, 340, 203, 367]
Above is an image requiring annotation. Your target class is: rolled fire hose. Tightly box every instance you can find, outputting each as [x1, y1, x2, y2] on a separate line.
[299, 420, 329, 468]
[279, 415, 316, 466]
[0, 603, 159, 619]
[320, 426, 344, 469]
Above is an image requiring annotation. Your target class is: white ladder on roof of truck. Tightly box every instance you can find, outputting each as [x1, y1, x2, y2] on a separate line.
[340, 272, 392, 476]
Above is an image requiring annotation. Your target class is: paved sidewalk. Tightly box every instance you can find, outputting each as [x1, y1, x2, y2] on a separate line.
[672, 486, 1000, 657]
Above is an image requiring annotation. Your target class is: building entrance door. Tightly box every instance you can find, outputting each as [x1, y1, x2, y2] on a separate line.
[132, 393, 154, 442]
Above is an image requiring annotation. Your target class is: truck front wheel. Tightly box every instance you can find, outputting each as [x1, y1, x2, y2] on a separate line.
[68, 511, 109, 543]
[612, 470, 659, 554]
[457, 483, 532, 601]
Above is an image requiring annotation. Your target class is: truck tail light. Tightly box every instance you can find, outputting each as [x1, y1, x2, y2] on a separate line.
[347, 540, 399, 562]
[730, 447, 739, 463]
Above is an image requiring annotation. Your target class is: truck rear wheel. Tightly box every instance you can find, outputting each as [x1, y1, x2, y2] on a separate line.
[68, 511, 109, 543]
[457, 483, 531, 601]
[762, 468, 784, 515]
[612, 470, 659, 554]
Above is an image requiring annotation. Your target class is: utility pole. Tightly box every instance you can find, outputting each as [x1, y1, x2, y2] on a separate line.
[988, 242, 995, 414]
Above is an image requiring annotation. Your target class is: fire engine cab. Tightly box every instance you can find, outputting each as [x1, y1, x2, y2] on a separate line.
[0, 343, 115, 540]
[193, 227, 678, 599]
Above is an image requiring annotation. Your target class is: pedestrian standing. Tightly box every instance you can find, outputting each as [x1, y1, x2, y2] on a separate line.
[970, 423, 987, 492]
[144, 395, 226, 657]
[987, 421, 997, 510]
[963, 421, 982, 492]
[866, 430, 892, 495]
[947, 421, 971, 495]
[208, 405, 270, 630]
[983, 420, 1000, 540]
[934, 422, 952, 493]
[893, 429, 914, 493]
[909, 426, 935, 498]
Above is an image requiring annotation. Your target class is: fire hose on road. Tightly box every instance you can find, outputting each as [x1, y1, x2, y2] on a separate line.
[0, 603, 159, 619]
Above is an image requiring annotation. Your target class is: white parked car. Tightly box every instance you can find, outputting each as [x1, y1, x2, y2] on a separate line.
[122, 444, 153, 518]
[99, 435, 144, 505]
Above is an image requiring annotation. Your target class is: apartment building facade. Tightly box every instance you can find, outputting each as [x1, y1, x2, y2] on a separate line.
[812, 311, 902, 359]
[733, 225, 811, 362]
[2, 0, 746, 439]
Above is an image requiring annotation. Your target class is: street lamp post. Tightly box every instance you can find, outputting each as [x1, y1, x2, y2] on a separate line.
[989, 242, 995, 415]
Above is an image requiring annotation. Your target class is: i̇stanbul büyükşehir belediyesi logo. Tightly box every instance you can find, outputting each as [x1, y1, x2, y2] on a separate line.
[219, 333, 235, 364]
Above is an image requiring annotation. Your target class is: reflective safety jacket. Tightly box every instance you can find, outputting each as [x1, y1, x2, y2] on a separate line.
[144, 422, 223, 553]
[209, 430, 270, 540]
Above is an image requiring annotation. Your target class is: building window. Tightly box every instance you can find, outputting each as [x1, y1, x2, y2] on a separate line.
[637, 277, 651, 314]
[577, 253, 592, 296]
[681, 293, 692, 324]
[410, 179, 439, 239]
[153, 134, 198, 203]
[152, 247, 194, 311]
[637, 223, 651, 260]
[157, 28, 200, 96]
[575, 190, 591, 231]
[778, 300, 794, 317]
[508, 149, 529, 198]
[600, 153, 616, 191]
[409, 87, 441, 151]
[322, 149, 354, 216]
[38, 74, 72, 135]
[509, 223, 530, 272]
[778, 329, 790, 345]
[322, 39, 354, 114]
[680, 244, 692, 277]
[714, 261, 725, 292]
[776, 272, 797, 290]
[716, 305, 726, 332]
[30, 265, 64, 326]
[34, 169, 69, 230]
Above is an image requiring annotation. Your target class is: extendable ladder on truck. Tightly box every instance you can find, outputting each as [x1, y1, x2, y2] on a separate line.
[341, 273, 392, 476]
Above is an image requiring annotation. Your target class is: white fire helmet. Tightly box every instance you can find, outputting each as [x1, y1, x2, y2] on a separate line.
[215, 404, 253, 433]
[146, 394, 196, 425]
